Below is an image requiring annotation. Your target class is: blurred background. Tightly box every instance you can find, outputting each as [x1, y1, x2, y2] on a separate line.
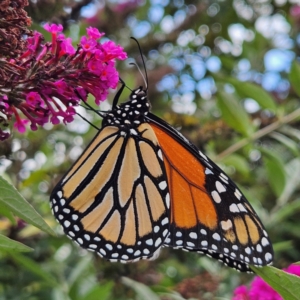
[1, 0, 300, 299]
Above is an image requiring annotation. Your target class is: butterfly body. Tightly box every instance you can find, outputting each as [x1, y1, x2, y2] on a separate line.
[51, 85, 273, 272]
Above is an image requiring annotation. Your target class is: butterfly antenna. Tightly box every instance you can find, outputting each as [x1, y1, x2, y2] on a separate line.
[75, 111, 100, 131]
[130, 37, 148, 90]
[112, 78, 127, 108]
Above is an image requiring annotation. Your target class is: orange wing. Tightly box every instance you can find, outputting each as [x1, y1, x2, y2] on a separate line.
[149, 118, 273, 272]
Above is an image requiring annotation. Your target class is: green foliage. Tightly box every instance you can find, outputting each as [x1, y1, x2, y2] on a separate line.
[0, 176, 54, 236]
[252, 266, 300, 300]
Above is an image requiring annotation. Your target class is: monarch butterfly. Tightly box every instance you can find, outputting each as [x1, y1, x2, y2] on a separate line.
[50, 75, 273, 273]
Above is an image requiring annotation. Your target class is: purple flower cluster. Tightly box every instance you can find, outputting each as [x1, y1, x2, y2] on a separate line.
[0, 24, 127, 140]
[232, 264, 300, 300]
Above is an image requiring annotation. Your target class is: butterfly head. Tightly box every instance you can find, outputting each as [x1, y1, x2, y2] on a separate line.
[102, 86, 150, 127]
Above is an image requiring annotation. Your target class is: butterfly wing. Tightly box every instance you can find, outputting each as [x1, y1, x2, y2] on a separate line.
[147, 113, 274, 272]
[50, 123, 170, 262]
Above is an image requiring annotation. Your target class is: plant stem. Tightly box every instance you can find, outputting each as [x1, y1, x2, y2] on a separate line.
[215, 107, 300, 162]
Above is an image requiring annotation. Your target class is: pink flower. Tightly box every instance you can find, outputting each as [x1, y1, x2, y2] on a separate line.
[86, 27, 104, 40]
[232, 285, 249, 300]
[60, 37, 75, 55]
[232, 264, 300, 300]
[0, 23, 127, 140]
[26, 92, 42, 105]
[80, 36, 97, 51]
[249, 277, 281, 300]
[43, 23, 63, 34]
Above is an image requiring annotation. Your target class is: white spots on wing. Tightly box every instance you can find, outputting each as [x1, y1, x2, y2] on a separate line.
[211, 191, 221, 203]
[237, 203, 247, 212]
[72, 214, 78, 221]
[111, 253, 119, 258]
[63, 208, 70, 214]
[221, 219, 233, 231]
[232, 245, 238, 251]
[165, 193, 170, 209]
[199, 151, 208, 161]
[187, 242, 195, 247]
[57, 191, 62, 198]
[216, 181, 226, 193]
[58, 214, 63, 220]
[165, 237, 171, 244]
[161, 217, 168, 226]
[106, 244, 113, 251]
[134, 250, 141, 256]
[257, 258, 263, 265]
[200, 229, 207, 235]
[163, 229, 169, 237]
[176, 240, 183, 245]
[84, 234, 90, 241]
[176, 231, 182, 237]
[245, 247, 251, 254]
[143, 248, 150, 255]
[256, 244, 262, 252]
[146, 239, 153, 246]
[155, 238, 162, 248]
[212, 244, 218, 250]
[60, 198, 66, 206]
[77, 238, 83, 244]
[224, 248, 229, 253]
[212, 233, 221, 241]
[157, 149, 163, 160]
[205, 168, 213, 175]
[68, 231, 75, 237]
[130, 129, 137, 135]
[261, 237, 269, 246]
[265, 252, 273, 262]
[229, 203, 239, 213]
[73, 225, 80, 231]
[94, 237, 101, 242]
[201, 240, 208, 247]
[64, 220, 70, 228]
[100, 248, 106, 256]
[234, 189, 242, 200]
[154, 226, 160, 233]
[189, 232, 197, 239]
[159, 181, 167, 190]
[89, 244, 97, 249]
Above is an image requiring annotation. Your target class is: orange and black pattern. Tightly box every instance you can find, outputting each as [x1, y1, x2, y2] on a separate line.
[50, 85, 273, 272]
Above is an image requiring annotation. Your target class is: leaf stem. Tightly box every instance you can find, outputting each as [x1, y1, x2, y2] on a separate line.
[215, 107, 300, 162]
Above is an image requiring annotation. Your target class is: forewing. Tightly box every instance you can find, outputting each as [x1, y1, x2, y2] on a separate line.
[50, 124, 170, 262]
[148, 113, 273, 272]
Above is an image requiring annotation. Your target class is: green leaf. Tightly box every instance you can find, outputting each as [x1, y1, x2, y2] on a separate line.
[0, 176, 55, 236]
[0, 201, 15, 224]
[227, 78, 277, 111]
[270, 132, 300, 157]
[121, 277, 160, 300]
[216, 89, 254, 136]
[0, 234, 32, 252]
[251, 265, 300, 300]
[8, 252, 58, 286]
[260, 148, 286, 197]
[270, 199, 300, 225]
[289, 61, 300, 97]
[83, 281, 114, 300]
[222, 153, 250, 177]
